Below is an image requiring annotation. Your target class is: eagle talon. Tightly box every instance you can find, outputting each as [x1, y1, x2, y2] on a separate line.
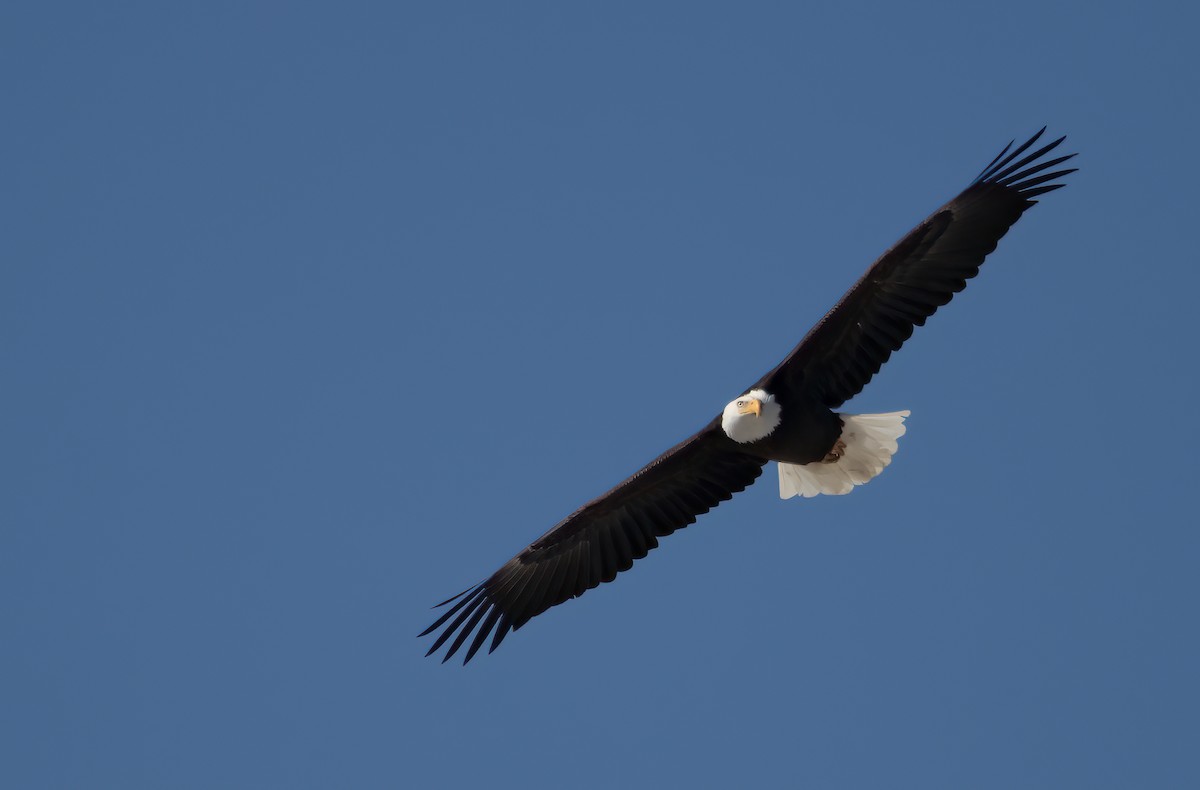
[822, 439, 847, 463]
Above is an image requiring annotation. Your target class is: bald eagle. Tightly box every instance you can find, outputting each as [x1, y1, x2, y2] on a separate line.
[422, 129, 1076, 663]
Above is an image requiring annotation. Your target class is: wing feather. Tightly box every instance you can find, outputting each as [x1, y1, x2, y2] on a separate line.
[464, 606, 503, 664]
[489, 614, 513, 654]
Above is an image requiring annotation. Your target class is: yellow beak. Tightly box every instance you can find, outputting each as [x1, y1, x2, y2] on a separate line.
[737, 398, 762, 418]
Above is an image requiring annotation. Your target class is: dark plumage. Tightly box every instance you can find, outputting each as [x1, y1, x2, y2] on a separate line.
[421, 129, 1076, 663]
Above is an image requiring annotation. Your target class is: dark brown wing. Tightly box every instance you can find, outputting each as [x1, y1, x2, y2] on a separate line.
[420, 425, 766, 664]
[754, 128, 1076, 408]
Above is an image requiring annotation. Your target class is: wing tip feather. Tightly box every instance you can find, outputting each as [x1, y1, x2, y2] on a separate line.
[974, 127, 1076, 195]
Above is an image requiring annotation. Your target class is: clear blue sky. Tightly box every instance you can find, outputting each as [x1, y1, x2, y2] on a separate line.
[4, 3, 1198, 788]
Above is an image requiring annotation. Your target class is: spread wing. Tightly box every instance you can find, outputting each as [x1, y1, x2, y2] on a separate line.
[754, 128, 1076, 408]
[420, 425, 766, 664]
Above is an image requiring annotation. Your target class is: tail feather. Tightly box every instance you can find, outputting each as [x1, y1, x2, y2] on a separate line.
[777, 410, 910, 499]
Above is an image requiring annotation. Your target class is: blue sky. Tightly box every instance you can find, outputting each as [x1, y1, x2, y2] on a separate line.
[4, 2, 1199, 788]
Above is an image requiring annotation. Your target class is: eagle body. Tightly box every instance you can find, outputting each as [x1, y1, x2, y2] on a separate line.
[728, 391, 842, 466]
[421, 129, 1077, 664]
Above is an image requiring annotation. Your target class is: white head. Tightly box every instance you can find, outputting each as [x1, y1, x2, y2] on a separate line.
[721, 388, 781, 444]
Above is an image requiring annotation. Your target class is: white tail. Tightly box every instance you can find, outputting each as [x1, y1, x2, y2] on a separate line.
[777, 410, 911, 499]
